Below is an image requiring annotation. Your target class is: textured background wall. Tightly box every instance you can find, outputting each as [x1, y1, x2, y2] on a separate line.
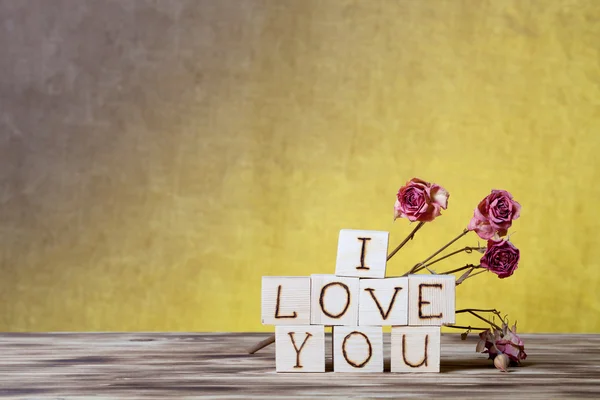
[0, 0, 599, 332]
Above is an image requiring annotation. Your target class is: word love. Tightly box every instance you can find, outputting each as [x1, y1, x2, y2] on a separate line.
[261, 229, 456, 373]
[262, 275, 455, 327]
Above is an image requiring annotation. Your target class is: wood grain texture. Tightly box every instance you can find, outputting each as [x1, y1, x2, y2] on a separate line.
[276, 325, 325, 372]
[262, 277, 311, 325]
[1, 333, 599, 398]
[310, 275, 359, 326]
[335, 229, 389, 278]
[391, 326, 441, 373]
[359, 277, 409, 326]
[408, 274, 456, 326]
[333, 326, 383, 372]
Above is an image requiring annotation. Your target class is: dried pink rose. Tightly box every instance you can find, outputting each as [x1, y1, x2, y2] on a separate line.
[394, 178, 449, 222]
[480, 239, 520, 279]
[468, 190, 521, 240]
[497, 330, 527, 364]
[477, 326, 527, 365]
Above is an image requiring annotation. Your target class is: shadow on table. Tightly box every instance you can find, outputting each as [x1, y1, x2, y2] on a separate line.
[325, 358, 499, 373]
[324, 352, 532, 373]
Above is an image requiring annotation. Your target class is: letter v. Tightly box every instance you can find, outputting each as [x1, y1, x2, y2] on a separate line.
[364, 287, 403, 320]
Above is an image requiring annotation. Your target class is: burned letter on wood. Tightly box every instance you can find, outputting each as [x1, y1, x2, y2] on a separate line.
[276, 326, 325, 372]
[359, 277, 409, 326]
[335, 230, 389, 278]
[391, 326, 441, 373]
[408, 274, 456, 326]
[311, 275, 359, 326]
[333, 326, 383, 372]
[262, 277, 311, 325]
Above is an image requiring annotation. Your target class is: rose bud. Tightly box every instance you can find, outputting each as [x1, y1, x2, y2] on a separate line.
[494, 353, 510, 372]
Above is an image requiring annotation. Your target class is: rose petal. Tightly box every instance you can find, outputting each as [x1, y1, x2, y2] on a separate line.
[393, 200, 402, 220]
[409, 177, 429, 186]
[512, 199, 522, 220]
[470, 221, 496, 240]
[430, 184, 449, 209]
[403, 212, 419, 222]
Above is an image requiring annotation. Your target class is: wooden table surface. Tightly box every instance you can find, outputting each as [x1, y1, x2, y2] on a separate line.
[0, 332, 599, 398]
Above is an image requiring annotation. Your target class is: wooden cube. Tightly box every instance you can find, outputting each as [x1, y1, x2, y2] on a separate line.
[359, 277, 408, 326]
[262, 277, 311, 325]
[276, 325, 325, 372]
[333, 326, 383, 372]
[335, 229, 389, 278]
[311, 275, 359, 326]
[390, 326, 441, 372]
[408, 274, 455, 326]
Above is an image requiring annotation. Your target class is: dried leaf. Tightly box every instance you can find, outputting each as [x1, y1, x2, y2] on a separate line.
[456, 267, 475, 285]
[476, 339, 486, 353]
[461, 332, 468, 340]
[493, 329, 502, 341]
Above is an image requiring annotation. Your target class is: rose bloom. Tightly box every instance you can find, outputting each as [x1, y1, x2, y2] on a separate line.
[478, 327, 527, 365]
[480, 239, 520, 279]
[468, 190, 521, 240]
[394, 178, 449, 222]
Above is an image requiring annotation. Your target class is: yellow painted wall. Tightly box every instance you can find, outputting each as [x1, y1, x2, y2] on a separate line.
[0, 0, 598, 332]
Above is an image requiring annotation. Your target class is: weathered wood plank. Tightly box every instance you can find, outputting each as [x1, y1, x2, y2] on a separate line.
[0, 333, 599, 398]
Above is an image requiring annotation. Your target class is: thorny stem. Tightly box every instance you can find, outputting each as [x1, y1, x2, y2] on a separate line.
[387, 221, 425, 261]
[405, 229, 470, 275]
[420, 246, 486, 270]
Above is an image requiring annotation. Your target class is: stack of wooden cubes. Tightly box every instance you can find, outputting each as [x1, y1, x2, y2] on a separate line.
[261, 229, 455, 373]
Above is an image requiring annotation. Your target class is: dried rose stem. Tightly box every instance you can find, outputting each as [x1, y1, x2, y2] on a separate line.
[405, 228, 470, 275]
[455, 266, 476, 284]
[459, 310, 502, 331]
[387, 221, 425, 261]
[457, 269, 487, 284]
[444, 325, 489, 331]
[248, 334, 275, 354]
[457, 308, 498, 314]
[439, 263, 480, 275]
[420, 246, 486, 270]
[458, 308, 508, 328]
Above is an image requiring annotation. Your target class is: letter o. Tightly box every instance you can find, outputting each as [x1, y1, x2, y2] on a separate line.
[342, 331, 372, 368]
[319, 282, 351, 318]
